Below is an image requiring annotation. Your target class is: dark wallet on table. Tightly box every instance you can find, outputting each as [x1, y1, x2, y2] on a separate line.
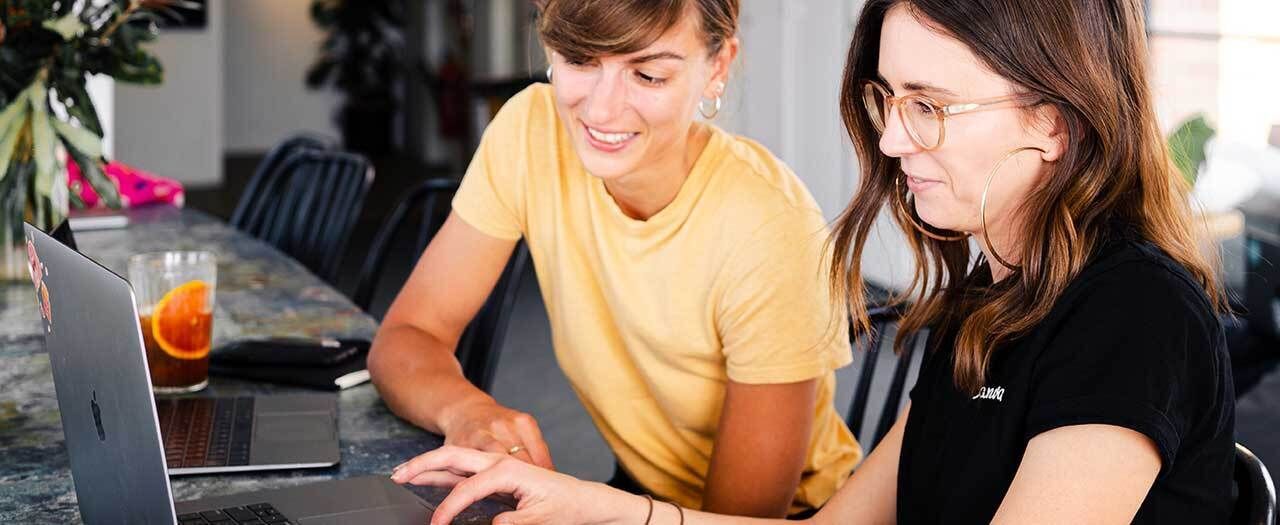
[209, 338, 371, 390]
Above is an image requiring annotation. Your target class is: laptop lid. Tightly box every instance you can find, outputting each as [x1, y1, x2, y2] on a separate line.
[23, 223, 178, 524]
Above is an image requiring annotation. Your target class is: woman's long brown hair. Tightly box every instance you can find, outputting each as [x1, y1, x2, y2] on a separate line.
[829, 0, 1224, 394]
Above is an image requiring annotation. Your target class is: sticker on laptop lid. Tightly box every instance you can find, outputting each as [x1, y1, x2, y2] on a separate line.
[26, 235, 52, 333]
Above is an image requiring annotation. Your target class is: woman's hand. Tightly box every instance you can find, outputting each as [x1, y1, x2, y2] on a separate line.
[391, 446, 640, 525]
[439, 399, 555, 470]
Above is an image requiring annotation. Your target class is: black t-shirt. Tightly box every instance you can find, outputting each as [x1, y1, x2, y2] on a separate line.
[897, 236, 1235, 524]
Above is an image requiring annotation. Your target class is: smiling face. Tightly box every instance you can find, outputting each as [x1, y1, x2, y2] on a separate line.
[876, 5, 1061, 240]
[547, 13, 733, 181]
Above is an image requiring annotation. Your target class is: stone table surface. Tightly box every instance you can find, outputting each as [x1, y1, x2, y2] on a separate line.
[0, 207, 505, 523]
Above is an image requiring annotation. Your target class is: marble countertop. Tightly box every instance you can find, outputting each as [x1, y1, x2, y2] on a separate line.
[0, 207, 505, 523]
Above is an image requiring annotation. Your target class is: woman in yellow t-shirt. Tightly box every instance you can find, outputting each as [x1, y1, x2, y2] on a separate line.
[368, 0, 860, 517]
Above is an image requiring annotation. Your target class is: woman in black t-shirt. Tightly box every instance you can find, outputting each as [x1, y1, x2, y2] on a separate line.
[387, 0, 1235, 523]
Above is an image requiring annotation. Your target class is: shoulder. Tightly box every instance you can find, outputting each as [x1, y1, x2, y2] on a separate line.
[1030, 238, 1224, 371]
[1059, 239, 1216, 328]
[1018, 239, 1233, 462]
[712, 130, 823, 215]
[704, 129, 828, 238]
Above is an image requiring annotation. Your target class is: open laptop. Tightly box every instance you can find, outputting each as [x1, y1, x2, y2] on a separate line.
[25, 223, 435, 523]
[39, 220, 340, 475]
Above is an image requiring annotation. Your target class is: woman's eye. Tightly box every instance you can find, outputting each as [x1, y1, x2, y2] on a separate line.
[565, 58, 595, 68]
[636, 71, 666, 86]
[910, 100, 936, 116]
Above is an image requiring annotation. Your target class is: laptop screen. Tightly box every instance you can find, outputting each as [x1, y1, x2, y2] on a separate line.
[24, 223, 178, 523]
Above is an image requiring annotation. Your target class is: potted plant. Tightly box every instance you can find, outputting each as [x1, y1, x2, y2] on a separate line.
[0, 0, 187, 281]
[305, 0, 408, 157]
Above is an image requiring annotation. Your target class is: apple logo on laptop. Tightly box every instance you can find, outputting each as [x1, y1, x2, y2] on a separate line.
[91, 391, 106, 442]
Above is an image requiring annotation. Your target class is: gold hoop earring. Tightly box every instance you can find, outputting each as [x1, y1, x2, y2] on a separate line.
[979, 146, 1048, 272]
[698, 95, 721, 119]
[893, 176, 969, 242]
[699, 82, 725, 119]
[545, 65, 553, 83]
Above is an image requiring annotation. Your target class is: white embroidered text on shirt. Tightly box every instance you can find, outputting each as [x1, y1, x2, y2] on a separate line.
[972, 386, 1005, 402]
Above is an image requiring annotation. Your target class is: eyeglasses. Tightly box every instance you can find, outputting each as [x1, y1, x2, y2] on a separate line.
[861, 80, 1038, 150]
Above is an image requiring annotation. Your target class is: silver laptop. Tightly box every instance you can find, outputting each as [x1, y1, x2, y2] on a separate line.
[35, 220, 339, 475]
[26, 224, 434, 524]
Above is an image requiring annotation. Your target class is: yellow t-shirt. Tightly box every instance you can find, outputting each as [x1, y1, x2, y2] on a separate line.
[452, 84, 861, 512]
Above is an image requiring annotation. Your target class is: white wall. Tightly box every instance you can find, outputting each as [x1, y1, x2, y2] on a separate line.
[720, 0, 915, 290]
[222, 0, 339, 153]
[86, 75, 114, 158]
[113, 2, 224, 188]
[1216, 0, 1280, 148]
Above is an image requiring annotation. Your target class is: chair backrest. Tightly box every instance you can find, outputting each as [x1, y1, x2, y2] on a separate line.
[256, 149, 375, 283]
[1233, 443, 1278, 525]
[354, 178, 531, 393]
[353, 178, 460, 311]
[230, 134, 334, 232]
[845, 304, 928, 450]
[457, 243, 530, 393]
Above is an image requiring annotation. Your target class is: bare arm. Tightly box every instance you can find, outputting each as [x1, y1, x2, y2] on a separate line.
[805, 402, 907, 525]
[991, 424, 1161, 524]
[369, 213, 553, 468]
[701, 379, 818, 517]
[397, 405, 910, 524]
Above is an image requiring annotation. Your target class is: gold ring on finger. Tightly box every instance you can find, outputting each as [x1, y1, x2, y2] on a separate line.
[507, 445, 524, 455]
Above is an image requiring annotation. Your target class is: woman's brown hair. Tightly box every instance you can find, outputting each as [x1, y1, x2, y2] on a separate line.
[829, 0, 1224, 394]
[536, 0, 738, 62]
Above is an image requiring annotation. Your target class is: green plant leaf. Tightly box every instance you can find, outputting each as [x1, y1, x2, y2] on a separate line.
[1168, 114, 1215, 186]
[49, 148, 69, 221]
[0, 118, 25, 185]
[32, 171, 47, 227]
[30, 83, 59, 212]
[50, 117, 102, 158]
[56, 78, 104, 137]
[0, 82, 32, 140]
[64, 144, 121, 209]
[0, 98, 31, 185]
[68, 186, 86, 209]
[42, 12, 87, 41]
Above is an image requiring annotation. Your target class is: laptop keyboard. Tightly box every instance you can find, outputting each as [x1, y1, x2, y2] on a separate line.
[178, 503, 292, 524]
[157, 397, 254, 469]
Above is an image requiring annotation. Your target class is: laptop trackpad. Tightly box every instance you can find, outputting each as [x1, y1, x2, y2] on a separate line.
[297, 504, 432, 525]
[255, 413, 334, 441]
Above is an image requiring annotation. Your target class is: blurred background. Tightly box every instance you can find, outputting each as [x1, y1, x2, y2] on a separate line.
[24, 0, 1280, 481]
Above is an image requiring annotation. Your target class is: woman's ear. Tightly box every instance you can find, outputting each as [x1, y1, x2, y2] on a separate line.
[705, 37, 739, 99]
[1035, 104, 1068, 162]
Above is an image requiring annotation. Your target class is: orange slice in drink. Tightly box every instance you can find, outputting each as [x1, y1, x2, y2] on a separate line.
[150, 280, 213, 360]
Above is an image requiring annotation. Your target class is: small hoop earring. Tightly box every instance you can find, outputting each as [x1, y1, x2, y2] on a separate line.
[698, 95, 722, 119]
[545, 65, 553, 82]
[979, 146, 1047, 272]
[893, 176, 969, 242]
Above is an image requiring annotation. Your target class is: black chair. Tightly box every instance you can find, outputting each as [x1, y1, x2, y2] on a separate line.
[230, 134, 335, 232]
[1233, 443, 1277, 525]
[845, 303, 927, 449]
[354, 178, 532, 393]
[457, 243, 530, 393]
[353, 178, 460, 311]
[251, 149, 375, 283]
